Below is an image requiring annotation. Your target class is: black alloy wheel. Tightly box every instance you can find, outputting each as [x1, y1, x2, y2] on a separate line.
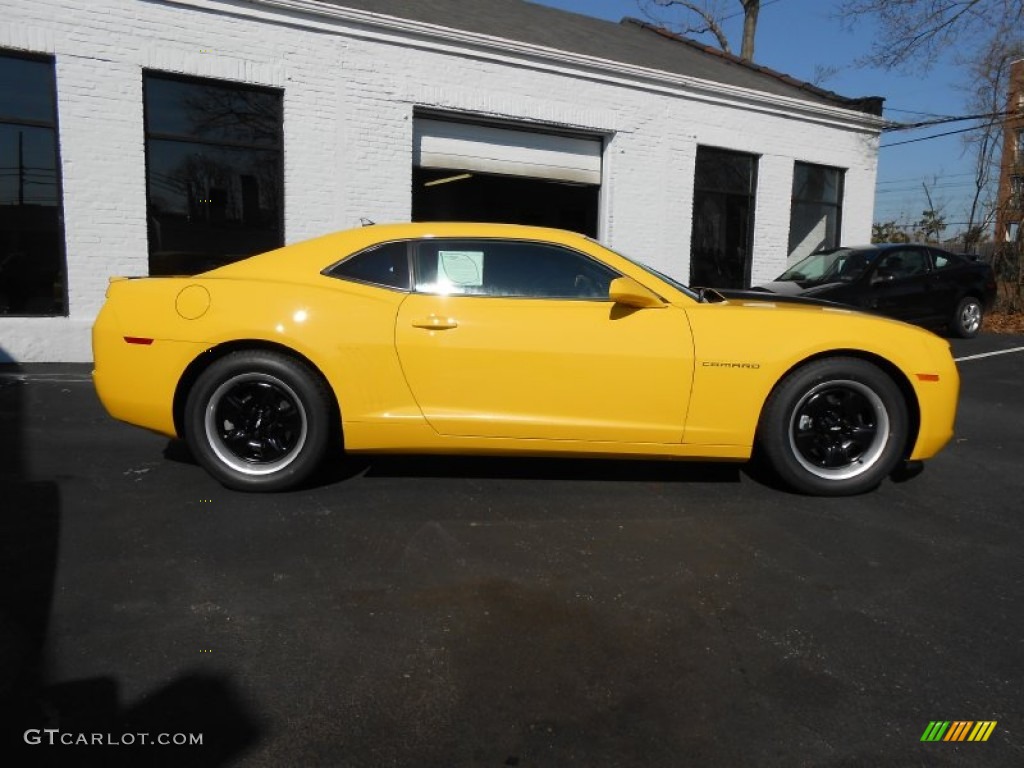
[185, 350, 333, 491]
[205, 373, 307, 472]
[758, 357, 909, 496]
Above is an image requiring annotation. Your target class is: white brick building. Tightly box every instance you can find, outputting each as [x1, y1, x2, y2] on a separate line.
[0, 0, 885, 363]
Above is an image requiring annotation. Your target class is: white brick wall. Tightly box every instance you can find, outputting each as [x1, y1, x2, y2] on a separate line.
[0, 0, 881, 362]
[753, 154, 796, 284]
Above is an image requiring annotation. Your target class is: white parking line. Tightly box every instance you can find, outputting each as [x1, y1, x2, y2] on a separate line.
[954, 345, 1024, 362]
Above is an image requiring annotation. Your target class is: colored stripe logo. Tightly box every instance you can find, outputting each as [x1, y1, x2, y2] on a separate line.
[920, 721, 997, 742]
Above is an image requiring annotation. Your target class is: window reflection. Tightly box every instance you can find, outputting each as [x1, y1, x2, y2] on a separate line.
[144, 73, 283, 275]
[0, 52, 66, 316]
[0, 55, 57, 124]
[326, 242, 411, 290]
[690, 147, 758, 289]
[412, 239, 618, 299]
[789, 162, 844, 262]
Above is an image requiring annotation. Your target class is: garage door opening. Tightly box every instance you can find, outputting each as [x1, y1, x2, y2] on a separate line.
[413, 168, 599, 237]
[412, 117, 602, 237]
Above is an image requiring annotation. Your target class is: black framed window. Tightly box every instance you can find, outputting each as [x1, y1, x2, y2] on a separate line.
[930, 248, 963, 271]
[876, 248, 929, 279]
[411, 239, 618, 299]
[325, 241, 411, 290]
[689, 147, 758, 289]
[789, 162, 844, 261]
[144, 73, 283, 276]
[0, 51, 66, 316]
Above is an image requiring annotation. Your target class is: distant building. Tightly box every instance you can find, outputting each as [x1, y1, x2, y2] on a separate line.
[995, 58, 1024, 244]
[1, 0, 884, 362]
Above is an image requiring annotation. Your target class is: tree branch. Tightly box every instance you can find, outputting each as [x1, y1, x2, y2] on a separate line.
[835, 0, 1023, 71]
[643, 0, 734, 53]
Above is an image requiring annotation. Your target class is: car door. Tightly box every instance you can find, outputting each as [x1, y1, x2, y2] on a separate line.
[926, 248, 966, 323]
[865, 247, 934, 323]
[394, 238, 694, 443]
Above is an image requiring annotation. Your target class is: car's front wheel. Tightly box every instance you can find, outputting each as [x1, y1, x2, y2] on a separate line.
[950, 296, 983, 338]
[757, 357, 909, 496]
[185, 350, 333, 491]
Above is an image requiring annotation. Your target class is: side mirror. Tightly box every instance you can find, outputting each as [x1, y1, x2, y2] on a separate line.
[608, 276, 664, 308]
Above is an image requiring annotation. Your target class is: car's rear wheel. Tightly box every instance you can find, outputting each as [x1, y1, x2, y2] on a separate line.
[757, 357, 908, 496]
[950, 296, 983, 338]
[185, 350, 332, 491]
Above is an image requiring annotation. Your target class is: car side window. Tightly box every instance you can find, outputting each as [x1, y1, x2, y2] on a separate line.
[411, 239, 619, 299]
[877, 249, 928, 280]
[930, 249, 961, 270]
[324, 241, 410, 290]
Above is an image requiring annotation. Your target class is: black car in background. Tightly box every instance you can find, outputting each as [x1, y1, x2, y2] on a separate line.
[753, 244, 997, 338]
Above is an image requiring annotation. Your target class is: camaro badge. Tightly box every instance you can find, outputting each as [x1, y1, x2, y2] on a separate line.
[701, 361, 761, 369]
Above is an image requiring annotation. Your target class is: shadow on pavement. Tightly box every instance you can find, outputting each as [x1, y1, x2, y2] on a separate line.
[0, 355, 63, 757]
[0, 355, 263, 766]
[163, 437, 746, 489]
[16, 673, 262, 767]
[351, 454, 744, 484]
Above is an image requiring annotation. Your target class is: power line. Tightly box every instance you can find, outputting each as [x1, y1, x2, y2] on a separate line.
[883, 109, 1017, 132]
[649, 0, 788, 27]
[870, 221, 991, 228]
[880, 123, 1001, 148]
[885, 107, 957, 119]
[876, 184, 981, 195]
[876, 172, 976, 185]
[718, 0, 786, 22]
[876, 178, 983, 189]
[877, 180, 980, 189]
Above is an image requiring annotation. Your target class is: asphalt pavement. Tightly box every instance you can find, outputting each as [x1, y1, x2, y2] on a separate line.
[1, 334, 1023, 767]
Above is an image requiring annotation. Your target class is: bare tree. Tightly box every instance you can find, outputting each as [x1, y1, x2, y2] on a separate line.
[738, 0, 759, 60]
[958, 38, 1023, 249]
[810, 64, 841, 87]
[917, 182, 948, 242]
[638, 0, 761, 60]
[839, 1, 1022, 250]
[835, 0, 1023, 72]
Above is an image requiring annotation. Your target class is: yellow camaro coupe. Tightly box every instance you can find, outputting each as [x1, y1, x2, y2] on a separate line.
[92, 223, 959, 496]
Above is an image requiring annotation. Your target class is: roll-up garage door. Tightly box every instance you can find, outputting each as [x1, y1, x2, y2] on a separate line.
[413, 118, 602, 184]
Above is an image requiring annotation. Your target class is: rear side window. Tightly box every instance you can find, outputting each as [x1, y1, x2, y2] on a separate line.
[931, 250, 963, 271]
[325, 241, 410, 290]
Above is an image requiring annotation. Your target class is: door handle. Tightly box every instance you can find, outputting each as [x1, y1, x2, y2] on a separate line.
[411, 315, 458, 330]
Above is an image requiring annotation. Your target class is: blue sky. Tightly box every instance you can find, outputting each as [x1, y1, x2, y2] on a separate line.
[530, 0, 986, 235]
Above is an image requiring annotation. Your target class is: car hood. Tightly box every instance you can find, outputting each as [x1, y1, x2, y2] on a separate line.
[752, 280, 847, 298]
[713, 287, 848, 309]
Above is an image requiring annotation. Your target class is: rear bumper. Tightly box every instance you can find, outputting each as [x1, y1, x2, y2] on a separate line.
[92, 303, 206, 437]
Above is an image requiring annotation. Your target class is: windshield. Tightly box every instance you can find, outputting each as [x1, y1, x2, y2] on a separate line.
[777, 248, 875, 283]
[588, 238, 701, 301]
